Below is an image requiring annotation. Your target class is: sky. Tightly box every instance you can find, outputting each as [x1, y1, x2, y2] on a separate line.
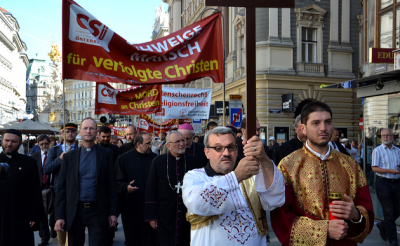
[3, 0, 168, 63]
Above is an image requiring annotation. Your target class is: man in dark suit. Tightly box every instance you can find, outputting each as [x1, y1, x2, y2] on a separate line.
[98, 126, 119, 166]
[197, 121, 217, 145]
[178, 123, 208, 167]
[55, 117, 118, 246]
[279, 114, 307, 164]
[329, 128, 350, 156]
[44, 123, 78, 246]
[31, 134, 55, 246]
[117, 126, 137, 156]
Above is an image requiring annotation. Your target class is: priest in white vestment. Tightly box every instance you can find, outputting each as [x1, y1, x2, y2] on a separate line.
[183, 126, 285, 246]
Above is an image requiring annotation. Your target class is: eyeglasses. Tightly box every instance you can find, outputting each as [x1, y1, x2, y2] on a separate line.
[169, 139, 185, 144]
[208, 145, 237, 153]
[39, 143, 49, 146]
[142, 142, 152, 146]
[381, 134, 393, 137]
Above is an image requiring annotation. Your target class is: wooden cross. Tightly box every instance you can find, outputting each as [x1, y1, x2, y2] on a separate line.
[175, 182, 183, 194]
[205, 0, 294, 139]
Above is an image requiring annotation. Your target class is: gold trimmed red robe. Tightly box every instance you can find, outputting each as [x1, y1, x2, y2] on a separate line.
[271, 146, 374, 245]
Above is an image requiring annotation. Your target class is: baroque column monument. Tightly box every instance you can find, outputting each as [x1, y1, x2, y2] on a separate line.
[39, 41, 67, 128]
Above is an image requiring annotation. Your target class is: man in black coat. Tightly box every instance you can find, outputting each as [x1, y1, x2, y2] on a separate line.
[44, 123, 78, 246]
[145, 131, 199, 246]
[0, 129, 45, 246]
[197, 121, 217, 145]
[97, 126, 119, 167]
[117, 126, 137, 156]
[31, 134, 55, 246]
[116, 132, 158, 246]
[178, 123, 208, 168]
[279, 114, 307, 164]
[329, 128, 350, 156]
[55, 118, 118, 245]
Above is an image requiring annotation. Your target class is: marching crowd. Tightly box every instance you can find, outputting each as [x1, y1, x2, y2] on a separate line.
[0, 101, 399, 246]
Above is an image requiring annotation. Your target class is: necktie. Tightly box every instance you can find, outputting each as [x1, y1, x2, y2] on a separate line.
[67, 145, 72, 152]
[42, 152, 48, 185]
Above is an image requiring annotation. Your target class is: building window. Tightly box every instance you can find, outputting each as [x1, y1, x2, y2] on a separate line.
[378, 0, 400, 48]
[301, 27, 317, 63]
[89, 112, 91, 117]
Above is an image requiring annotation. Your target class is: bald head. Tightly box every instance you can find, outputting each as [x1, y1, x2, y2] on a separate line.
[125, 126, 137, 143]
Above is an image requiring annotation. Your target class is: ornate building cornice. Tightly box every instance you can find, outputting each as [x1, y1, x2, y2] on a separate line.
[294, 4, 327, 28]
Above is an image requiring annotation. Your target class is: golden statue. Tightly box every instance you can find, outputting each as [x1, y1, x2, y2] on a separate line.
[48, 41, 61, 62]
[49, 112, 56, 122]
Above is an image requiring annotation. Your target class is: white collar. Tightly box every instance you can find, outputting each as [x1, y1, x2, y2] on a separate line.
[41, 150, 48, 155]
[306, 141, 331, 160]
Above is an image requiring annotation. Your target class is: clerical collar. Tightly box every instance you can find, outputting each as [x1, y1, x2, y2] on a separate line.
[305, 141, 331, 160]
[1, 151, 17, 159]
[169, 152, 183, 160]
[205, 162, 225, 177]
[81, 145, 95, 152]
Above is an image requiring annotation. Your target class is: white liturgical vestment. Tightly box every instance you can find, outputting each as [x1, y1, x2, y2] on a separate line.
[182, 163, 285, 246]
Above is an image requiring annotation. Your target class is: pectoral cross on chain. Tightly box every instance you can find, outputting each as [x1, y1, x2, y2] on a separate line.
[175, 182, 182, 194]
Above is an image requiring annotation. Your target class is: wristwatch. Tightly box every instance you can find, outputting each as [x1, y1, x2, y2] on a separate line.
[350, 207, 364, 224]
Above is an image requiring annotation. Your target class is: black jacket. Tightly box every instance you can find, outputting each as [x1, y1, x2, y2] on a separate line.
[55, 145, 118, 231]
[278, 137, 304, 164]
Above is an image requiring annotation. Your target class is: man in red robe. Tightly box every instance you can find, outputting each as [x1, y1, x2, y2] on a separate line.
[271, 101, 374, 245]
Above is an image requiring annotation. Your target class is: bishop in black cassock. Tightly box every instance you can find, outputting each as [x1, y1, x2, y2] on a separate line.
[116, 132, 158, 246]
[0, 130, 45, 246]
[145, 131, 199, 246]
[178, 123, 208, 168]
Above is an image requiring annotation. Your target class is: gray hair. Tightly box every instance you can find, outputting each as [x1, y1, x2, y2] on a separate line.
[294, 114, 301, 128]
[166, 130, 183, 143]
[111, 135, 119, 140]
[204, 126, 235, 148]
[381, 128, 394, 135]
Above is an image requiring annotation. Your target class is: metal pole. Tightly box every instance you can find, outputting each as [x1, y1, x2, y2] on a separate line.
[63, 79, 66, 151]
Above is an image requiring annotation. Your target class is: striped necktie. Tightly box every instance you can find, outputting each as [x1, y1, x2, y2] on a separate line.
[42, 152, 48, 185]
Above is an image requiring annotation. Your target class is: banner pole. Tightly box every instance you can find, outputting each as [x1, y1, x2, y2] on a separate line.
[63, 79, 66, 152]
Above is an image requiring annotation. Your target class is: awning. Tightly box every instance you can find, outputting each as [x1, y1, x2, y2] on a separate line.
[321, 70, 400, 89]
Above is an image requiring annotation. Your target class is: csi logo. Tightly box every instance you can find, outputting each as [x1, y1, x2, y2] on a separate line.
[139, 119, 149, 130]
[69, 4, 114, 52]
[76, 14, 109, 41]
[98, 84, 117, 105]
[101, 88, 114, 98]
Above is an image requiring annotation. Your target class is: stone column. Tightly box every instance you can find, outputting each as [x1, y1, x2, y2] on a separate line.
[329, 0, 340, 47]
[173, 0, 182, 32]
[341, 0, 350, 46]
[281, 8, 292, 44]
[268, 8, 279, 43]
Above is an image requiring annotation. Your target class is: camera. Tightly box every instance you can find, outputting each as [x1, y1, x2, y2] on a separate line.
[0, 163, 9, 181]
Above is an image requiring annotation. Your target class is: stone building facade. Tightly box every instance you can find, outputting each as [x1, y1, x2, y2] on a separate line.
[163, 0, 363, 142]
[0, 7, 29, 124]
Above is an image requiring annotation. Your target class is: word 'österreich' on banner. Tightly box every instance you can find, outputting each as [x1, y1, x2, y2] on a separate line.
[161, 87, 212, 119]
[62, 0, 224, 85]
[95, 82, 162, 115]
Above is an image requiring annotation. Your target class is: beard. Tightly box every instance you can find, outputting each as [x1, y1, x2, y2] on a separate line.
[2, 145, 19, 155]
[307, 131, 332, 148]
[382, 139, 392, 145]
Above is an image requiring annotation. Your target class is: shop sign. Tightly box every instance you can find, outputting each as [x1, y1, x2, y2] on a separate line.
[282, 93, 293, 112]
[215, 101, 229, 115]
[369, 48, 395, 63]
[375, 64, 387, 73]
